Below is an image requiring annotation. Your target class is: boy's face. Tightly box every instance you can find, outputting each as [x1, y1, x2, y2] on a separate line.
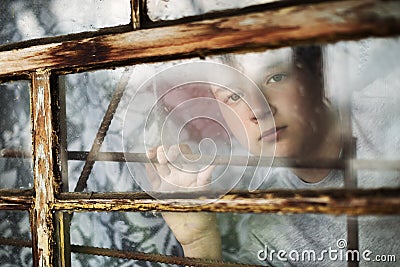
[212, 49, 326, 158]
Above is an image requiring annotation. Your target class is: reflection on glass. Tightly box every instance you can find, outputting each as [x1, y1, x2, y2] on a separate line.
[0, 81, 32, 189]
[64, 38, 400, 193]
[0, 0, 130, 46]
[0, 211, 32, 266]
[146, 0, 279, 21]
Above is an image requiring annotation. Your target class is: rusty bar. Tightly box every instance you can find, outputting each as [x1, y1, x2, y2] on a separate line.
[2, 149, 399, 170]
[30, 70, 56, 267]
[0, 148, 31, 158]
[131, 0, 141, 30]
[71, 244, 262, 267]
[3, 149, 400, 171]
[338, 34, 358, 265]
[0, 188, 34, 196]
[68, 151, 400, 171]
[343, 110, 358, 266]
[54, 188, 400, 215]
[1, 0, 400, 78]
[0, 237, 32, 248]
[0, 189, 33, 210]
[53, 76, 72, 267]
[74, 68, 132, 192]
[54, 212, 72, 267]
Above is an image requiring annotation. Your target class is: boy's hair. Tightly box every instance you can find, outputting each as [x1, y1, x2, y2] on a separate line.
[293, 45, 324, 96]
[220, 45, 324, 93]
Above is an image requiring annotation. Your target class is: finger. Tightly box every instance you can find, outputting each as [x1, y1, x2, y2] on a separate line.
[197, 165, 216, 186]
[146, 147, 157, 160]
[167, 144, 180, 163]
[179, 143, 192, 156]
[156, 146, 171, 177]
[157, 146, 169, 164]
[145, 163, 161, 190]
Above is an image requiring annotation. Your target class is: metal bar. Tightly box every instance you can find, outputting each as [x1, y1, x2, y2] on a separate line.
[54, 212, 72, 267]
[30, 70, 56, 267]
[71, 244, 262, 267]
[0, 237, 261, 266]
[0, 202, 32, 210]
[338, 39, 358, 265]
[53, 76, 72, 267]
[2, 149, 400, 170]
[1, 0, 400, 78]
[0, 189, 34, 196]
[69, 151, 400, 170]
[54, 188, 400, 215]
[74, 68, 132, 192]
[346, 142, 359, 267]
[131, 0, 141, 30]
[0, 237, 32, 248]
[0, 148, 31, 158]
[0, 189, 33, 210]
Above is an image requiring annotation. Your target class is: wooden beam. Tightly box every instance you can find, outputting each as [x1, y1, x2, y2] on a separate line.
[54, 188, 400, 215]
[30, 70, 57, 267]
[1, 0, 400, 78]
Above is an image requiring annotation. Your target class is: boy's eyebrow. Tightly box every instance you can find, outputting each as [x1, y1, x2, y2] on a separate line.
[212, 87, 228, 95]
[213, 86, 244, 95]
[263, 60, 290, 71]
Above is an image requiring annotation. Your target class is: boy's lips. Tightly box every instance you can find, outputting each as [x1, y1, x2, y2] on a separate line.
[260, 126, 287, 142]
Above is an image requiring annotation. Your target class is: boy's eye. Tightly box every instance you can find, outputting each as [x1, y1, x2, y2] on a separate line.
[229, 93, 241, 102]
[266, 73, 288, 84]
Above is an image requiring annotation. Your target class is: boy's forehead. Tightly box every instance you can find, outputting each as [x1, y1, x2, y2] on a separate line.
[232, 48, 292, 80]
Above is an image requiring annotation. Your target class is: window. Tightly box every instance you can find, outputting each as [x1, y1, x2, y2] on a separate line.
[0, 0, 399, 266]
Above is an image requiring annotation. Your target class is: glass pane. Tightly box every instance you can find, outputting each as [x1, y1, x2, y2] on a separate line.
[325, 37, 400, 188]
[64, 38, 400, 193]
[146, 0, 280, 21]
[66, 211, 182, 267]
[326, 37, 400, 161]
[64, 68, 141, 192]
[227, 213, 399, 266]
[0, 211, 32, 267]
[0, 246, 32, 267]
[0, 81, 32, 189]
[64, 211, 399, 266]
[0, 0, 131, 46]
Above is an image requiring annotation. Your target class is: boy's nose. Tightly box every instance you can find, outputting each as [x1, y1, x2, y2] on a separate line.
[250, 104, 276, 124]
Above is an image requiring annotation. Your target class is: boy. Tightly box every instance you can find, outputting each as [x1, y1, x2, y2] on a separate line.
[145, 45, 398, 266]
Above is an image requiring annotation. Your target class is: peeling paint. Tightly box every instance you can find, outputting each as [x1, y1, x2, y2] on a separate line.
[0, 0, 400, 78]
[31, 70, 56, 267]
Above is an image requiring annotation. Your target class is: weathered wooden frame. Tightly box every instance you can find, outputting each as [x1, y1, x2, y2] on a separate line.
[0, 0, 399, 266]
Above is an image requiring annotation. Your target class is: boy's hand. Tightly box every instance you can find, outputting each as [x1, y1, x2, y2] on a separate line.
[145, 144, 214, 192]
[145, 144, 221, 259]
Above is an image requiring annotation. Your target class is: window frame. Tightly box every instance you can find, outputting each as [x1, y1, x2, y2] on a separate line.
[0, 0, 400, 266]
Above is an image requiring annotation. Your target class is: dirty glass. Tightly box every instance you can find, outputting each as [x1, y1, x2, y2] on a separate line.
[61, 211, 399, 266]
[63, 68, 140, 192]
[0, 81, 32, 189]
[227, 213, 399, 266]
[64, 38, 399, 193]
[325, 37, 400, 188]
[62, 211, 182, 267]
[0, 211, 32, 266]
[146, 0, 279, 21]
[0, 0, 130, 46]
